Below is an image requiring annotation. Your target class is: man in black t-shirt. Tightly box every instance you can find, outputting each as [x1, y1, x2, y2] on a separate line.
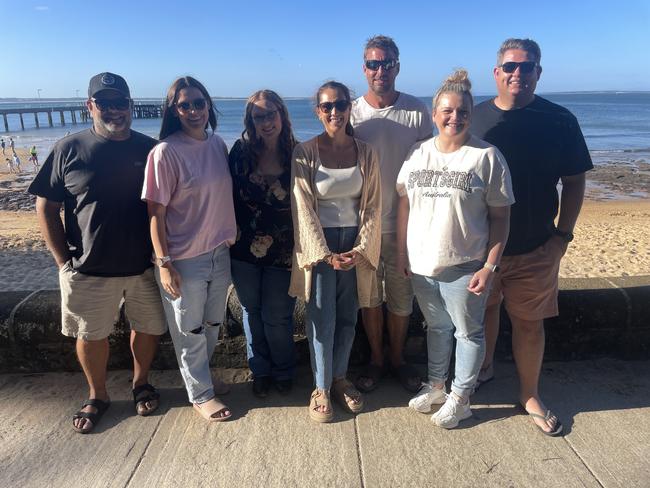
[471, 39, 593, 437]
[29, 72, 167, 434]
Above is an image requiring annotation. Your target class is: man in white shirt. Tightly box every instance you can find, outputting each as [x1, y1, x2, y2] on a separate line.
[351, 35, 433, 393]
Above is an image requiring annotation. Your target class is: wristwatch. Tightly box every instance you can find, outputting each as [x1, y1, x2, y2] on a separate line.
[552, 228, 574, 243]
[155, 255, 171, 267]
[483, 262, 500, 273]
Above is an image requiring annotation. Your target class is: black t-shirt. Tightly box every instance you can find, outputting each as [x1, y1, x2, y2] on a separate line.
[471, 96, 593, 256]
[28, 128, 157, 276]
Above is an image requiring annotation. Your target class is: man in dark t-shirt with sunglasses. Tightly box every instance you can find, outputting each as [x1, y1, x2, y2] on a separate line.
[29, 72, 166, 434]
[471, 38, 593, 437]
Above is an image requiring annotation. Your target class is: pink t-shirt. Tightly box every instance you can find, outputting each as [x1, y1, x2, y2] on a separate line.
[142, 131, 236, 260]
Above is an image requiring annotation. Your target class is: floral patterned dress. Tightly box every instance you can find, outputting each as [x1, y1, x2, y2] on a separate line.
[228, 139, 294, 269]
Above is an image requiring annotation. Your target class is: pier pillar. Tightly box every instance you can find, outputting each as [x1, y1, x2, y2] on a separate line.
[47, 111, 53, 127]
[34, 113, 39, 128]
[71, 111, 76, 124]
[3, 114, 7, 131]
[59, 111, 65, 126]
[20, 114, 25, 130]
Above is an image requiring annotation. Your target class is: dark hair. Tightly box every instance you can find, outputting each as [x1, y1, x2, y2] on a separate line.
[314, 81, 354, 137]
[364, 35, 399, 60]
[497, 38, 542, 65]
[240, 89, 297, 173]
[159, 76, 217, 140]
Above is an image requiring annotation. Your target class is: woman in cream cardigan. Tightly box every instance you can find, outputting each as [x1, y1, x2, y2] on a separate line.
[290, 81, 381, 423]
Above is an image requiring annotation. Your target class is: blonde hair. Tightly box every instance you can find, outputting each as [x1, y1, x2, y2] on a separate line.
[432, 69, 473, 111]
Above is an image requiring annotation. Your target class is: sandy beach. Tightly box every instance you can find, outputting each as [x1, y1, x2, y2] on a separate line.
[0, 156, 648, 291]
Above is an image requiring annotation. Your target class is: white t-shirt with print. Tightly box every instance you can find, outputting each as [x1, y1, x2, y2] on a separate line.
[351, 93, 433, 234]
[396, 135, 514, 277]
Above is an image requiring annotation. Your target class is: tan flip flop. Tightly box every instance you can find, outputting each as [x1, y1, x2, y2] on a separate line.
[331, 378, 364, 414]
[193, 397, 232, 422]
[309, 389, 334, 423]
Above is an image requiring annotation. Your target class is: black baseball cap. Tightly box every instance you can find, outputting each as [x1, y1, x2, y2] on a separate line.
[88, 72, 131, 98]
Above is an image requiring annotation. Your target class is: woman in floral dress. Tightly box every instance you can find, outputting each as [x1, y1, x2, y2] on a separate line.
[229, 90, 298, 398]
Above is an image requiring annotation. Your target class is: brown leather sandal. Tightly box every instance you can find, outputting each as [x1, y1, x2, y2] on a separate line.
[309, 389, 334, 423]
[331, 378, 364, 414]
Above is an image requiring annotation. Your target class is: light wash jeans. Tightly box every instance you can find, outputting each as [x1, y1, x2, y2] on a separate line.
[231, 259, 296, 380]
[155, 244, 231, 404]
[306, 226, 359, 390]
[411, 261, 487, 398]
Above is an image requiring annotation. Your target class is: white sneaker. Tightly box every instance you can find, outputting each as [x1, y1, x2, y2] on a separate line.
[408, 382, 447, 413]
[431, 393, 472, 429]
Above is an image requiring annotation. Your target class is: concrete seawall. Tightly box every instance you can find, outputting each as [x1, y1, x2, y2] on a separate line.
[1, 276, 649, 373]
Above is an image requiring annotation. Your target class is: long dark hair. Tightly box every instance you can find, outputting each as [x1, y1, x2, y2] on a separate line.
[240, 89, 297, 173]
[159, 76, 217, 140]
[314, 81, 354, 136]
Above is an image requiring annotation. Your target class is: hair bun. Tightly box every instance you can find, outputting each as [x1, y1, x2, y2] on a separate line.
[445, 69, 471, 91]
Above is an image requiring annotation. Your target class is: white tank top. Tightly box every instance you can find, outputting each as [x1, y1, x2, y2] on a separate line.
[315, 162, 362, 228]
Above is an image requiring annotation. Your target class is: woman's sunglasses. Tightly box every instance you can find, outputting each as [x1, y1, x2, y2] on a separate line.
[175, 98, 208, 112]
[317, 100, 350, 113]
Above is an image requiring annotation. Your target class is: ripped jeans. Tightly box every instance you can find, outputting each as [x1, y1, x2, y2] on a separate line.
[155, 244, 231, 403]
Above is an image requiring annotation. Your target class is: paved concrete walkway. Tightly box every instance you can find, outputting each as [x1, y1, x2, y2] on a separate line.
[1, 359, 649, 487]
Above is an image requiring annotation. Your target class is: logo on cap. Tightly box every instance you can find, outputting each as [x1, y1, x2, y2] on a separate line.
[101, 74, 116, 86]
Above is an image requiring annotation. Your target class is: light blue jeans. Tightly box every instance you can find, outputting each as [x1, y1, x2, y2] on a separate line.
[155, 244, 231, 404]
[306, 226, 359, 390]
[411, 261, 487, 399]
[231, 259, 296, 381]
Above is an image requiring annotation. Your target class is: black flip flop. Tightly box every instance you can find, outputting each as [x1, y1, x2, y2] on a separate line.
[72, 399, 111, 434]
[522, 405, 564, 437]
[355, 363, 385, 393]
[392, 364, 421, 393]
[133, 383, 160, 416]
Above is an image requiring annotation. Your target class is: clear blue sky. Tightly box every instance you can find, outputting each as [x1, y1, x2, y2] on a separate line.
[2, 0, 649, 99]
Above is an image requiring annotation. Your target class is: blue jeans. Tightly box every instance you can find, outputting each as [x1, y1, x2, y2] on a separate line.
[306, 226, 359, 390]
[411, 261, 487, 398]
[231, 259, 296, 380]
[155, 244, 231, 404]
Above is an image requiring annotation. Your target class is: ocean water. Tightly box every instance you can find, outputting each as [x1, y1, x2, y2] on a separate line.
[1, 93, 649, 166]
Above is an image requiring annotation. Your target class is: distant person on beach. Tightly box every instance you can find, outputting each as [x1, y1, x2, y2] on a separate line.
[9, 137, 15, 153]
[291, 81, 381, 422]
[29, 145, 39, 168]
[142, 76, 236, 423]
[5, 157, 15, 173]
[1, 138, 5, 155]
[397, 70, 513, 429]
[12, 153, 21, 173]
[350, 35, 433, 394]
[229, 90, 298, 398]
[470, 38, 593, 436]
[28, 72, 166, 434]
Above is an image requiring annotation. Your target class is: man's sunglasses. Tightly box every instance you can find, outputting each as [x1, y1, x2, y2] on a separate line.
[318, 100, 350, 113]
[499, 61, 537, 74]
[91, 97, 131, 111]
[364, 59, 398, 71]
[175, 98, 208, 112]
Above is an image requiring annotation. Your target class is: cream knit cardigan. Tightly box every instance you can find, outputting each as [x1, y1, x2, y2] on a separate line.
[289, 136, 382, 306]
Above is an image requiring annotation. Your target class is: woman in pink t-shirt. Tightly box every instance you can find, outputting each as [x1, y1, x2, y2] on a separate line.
[142, 76, 236, 423]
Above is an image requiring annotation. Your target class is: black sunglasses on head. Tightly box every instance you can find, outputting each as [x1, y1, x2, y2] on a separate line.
[364, 59, 398, 71]
[175, 98, 208, 112]
[318, 100, 350, 113]
[499, 61, 537, 74]
[91, 97, 131, 111]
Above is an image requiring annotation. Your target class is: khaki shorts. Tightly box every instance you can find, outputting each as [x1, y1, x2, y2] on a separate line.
[487, 237, 567, 321]
[59, 263, 167, 341]
[368, 233, 414, 316]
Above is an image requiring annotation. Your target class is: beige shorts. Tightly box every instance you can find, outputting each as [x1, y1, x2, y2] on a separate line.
[487, 237, 567, 321]
[59, 263, 167, 341]
[368, 233, 414, 316]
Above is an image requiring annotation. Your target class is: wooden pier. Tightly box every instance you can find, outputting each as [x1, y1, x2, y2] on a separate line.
[0, 103, 164, 132]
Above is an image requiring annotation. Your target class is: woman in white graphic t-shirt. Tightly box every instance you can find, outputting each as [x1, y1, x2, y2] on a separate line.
[395, 70, 514, 429]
